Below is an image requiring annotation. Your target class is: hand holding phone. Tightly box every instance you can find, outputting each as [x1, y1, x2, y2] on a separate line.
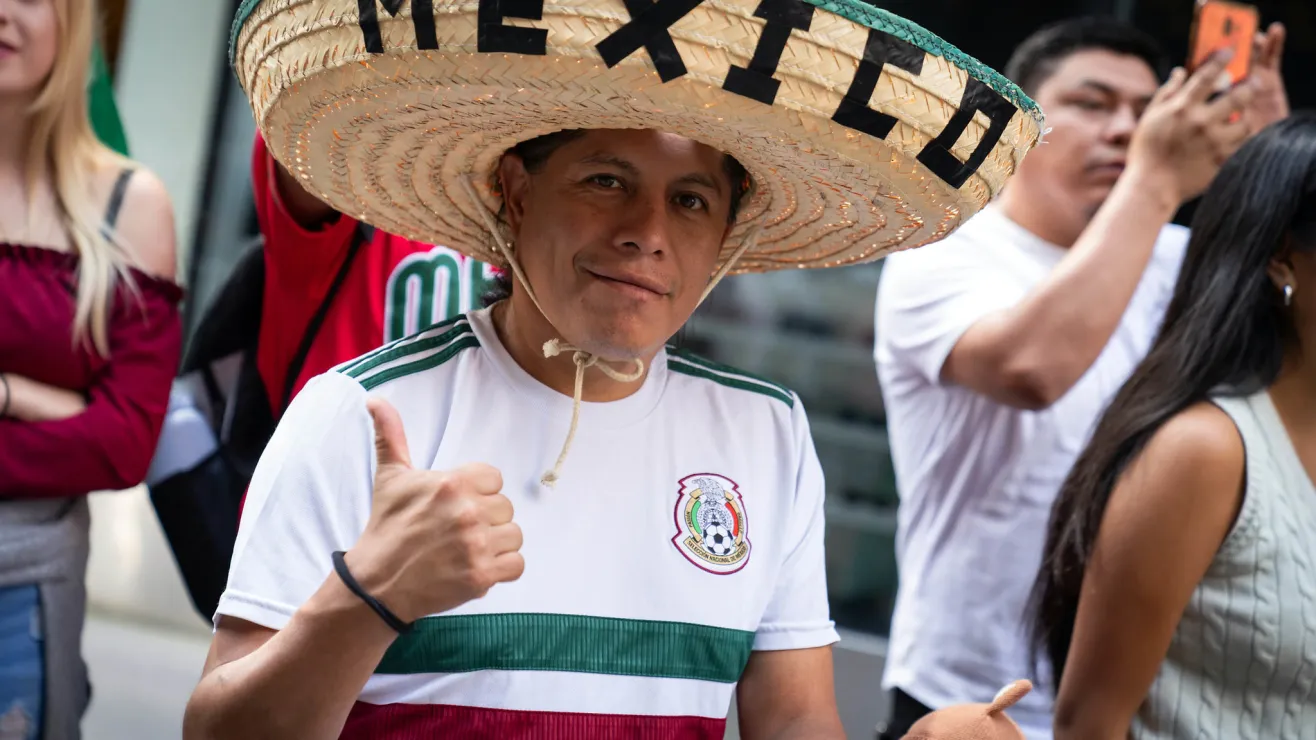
[1188, 0, 1259, 86]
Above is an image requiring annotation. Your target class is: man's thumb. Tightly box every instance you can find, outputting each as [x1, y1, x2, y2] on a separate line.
[367, 397, 412, 470]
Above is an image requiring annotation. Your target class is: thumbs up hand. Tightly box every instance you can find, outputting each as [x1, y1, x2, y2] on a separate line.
[342, 398, 525, 624]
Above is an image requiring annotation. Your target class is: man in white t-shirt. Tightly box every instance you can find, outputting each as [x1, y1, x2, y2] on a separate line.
[184, 2, 1051, 737]
[874, 17, 1290, 740]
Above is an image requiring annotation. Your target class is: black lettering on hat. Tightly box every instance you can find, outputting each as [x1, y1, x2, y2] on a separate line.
[918, 78, 1017, 188]
[723, 0, 814, 105]
[358, 0, 438, 53]
[831, 28, 924, 139]
[478, 0, 548, 54]
[596, 0, 705, 83]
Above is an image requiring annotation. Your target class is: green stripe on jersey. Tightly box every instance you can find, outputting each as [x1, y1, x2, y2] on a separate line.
[667, 349, 792, 398]
[340, 315, 471, 378]
[357, 336, 479, 391]
[667, 357, 794, 408]
[376, 613, 755, 683]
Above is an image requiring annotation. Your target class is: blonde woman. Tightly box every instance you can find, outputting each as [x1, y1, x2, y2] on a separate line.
[0, 1, 182, 738]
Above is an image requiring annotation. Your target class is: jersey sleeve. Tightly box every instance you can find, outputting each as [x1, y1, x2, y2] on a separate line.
[874, 238, 1022, 386]
[215, 371, 375, 630]
[752, 398, 840, 652]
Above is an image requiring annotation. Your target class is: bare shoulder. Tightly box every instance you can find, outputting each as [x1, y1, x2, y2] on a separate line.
[1116, 401, 1245, 524]
[99, 165, 178, 281]
[1143, 401, 1244, 476]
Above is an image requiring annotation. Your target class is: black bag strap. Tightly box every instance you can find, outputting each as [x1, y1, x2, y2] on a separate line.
[102, 168, 135, 232]
[278, 223, 372, 412]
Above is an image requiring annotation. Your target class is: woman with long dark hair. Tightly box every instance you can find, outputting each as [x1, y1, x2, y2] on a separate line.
[1028, 113, 1316, 739]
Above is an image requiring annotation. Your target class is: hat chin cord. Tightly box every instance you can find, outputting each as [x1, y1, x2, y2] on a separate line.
[461, 176, 756, 488]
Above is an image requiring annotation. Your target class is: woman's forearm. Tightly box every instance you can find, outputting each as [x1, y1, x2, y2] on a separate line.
[2, 374, 87, 422]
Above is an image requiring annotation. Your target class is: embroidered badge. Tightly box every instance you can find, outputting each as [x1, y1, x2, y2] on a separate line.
[672, 473, 751, 574]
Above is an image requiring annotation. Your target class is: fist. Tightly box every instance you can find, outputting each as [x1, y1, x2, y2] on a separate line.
[343, 398, 525, 624]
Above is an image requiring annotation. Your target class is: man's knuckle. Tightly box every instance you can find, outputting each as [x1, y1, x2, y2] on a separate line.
[467, 565, 494, 593]
[452, 501, 482, 529]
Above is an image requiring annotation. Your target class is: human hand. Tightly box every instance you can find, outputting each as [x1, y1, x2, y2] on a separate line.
[1242, 22, 1289, 134]
[1127, 51, 1255, 204]
[343, 398, 524, 624]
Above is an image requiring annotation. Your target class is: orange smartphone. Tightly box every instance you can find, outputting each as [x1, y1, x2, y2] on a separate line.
[1188, 0, 1259, 85]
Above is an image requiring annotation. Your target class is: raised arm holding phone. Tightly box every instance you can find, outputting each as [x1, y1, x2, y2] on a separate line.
[875, 15, 1288, 738]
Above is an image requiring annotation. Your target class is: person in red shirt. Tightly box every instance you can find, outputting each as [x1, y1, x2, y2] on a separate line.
[250, 132, 500, 408]
[147, 139, 499, 627]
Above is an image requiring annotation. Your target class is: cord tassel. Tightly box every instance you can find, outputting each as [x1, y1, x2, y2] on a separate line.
[539, 341, 643, 487]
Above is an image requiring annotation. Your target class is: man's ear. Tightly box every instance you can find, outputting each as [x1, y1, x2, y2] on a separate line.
[499, 154, 532, 236]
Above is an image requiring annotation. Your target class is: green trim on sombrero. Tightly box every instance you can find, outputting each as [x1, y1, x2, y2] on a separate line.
[228, 0, 1039, 122]
[800, 0, 1041, 121]
[229, 0, 261, 66]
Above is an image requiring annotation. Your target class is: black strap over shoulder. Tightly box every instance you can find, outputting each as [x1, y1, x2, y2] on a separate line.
[103, 168, 135, 230]
[278, 222, 373, 412]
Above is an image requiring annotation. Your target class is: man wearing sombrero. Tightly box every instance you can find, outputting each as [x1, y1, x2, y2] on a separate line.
[185, 0, 1042, 737]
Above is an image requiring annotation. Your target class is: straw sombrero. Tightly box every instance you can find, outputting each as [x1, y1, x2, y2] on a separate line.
[230, 0, 1043, 274]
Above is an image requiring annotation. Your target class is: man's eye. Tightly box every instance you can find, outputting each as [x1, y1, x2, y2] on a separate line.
[1071, 99, 1107, 111]
[677, 193, 708, 211]
[589, 175, 623, 189]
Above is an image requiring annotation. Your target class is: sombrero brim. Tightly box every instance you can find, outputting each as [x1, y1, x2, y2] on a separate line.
[232, 0, 1043, 274]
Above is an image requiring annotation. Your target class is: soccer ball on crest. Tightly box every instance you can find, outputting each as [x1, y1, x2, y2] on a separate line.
[704, 525, 735, 556]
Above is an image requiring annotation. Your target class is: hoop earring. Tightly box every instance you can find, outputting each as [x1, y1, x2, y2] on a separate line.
[1284, 283, 1294, 307]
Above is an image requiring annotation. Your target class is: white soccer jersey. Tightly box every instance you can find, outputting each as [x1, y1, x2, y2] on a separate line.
[217, 306, 838, 739]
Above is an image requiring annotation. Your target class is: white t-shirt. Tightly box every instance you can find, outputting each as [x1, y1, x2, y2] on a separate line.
[217, 306, 838, 738]
[873, 206, 1188, 739]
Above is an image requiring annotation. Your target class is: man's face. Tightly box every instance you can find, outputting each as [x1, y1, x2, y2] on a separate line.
[500, 129, 734, 360]
[1017, 50, 1160, 216]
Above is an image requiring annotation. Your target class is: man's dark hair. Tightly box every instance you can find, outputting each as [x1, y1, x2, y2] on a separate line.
[1005, 16, 1169, 96]
[482, 130, 751, 306]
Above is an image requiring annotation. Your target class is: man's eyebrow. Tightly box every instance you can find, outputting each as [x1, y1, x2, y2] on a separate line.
[675, 172, 723, 194]
[579, 153, 640, 177]
[1076, 79, 1152, 102]
[1075, 80, 1119, 96]
[579, 153, 725, 195]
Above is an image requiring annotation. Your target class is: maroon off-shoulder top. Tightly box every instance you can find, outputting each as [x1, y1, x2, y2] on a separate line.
[0, 242, 183, 498]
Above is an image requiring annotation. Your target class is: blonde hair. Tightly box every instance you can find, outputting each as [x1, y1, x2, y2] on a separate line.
[24, 0, 136, 356]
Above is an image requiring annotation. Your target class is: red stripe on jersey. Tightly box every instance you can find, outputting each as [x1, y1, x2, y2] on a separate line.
[340, 701, 727, 740]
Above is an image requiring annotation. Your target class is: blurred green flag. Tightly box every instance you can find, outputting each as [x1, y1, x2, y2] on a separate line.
[89, 43, 130, 156]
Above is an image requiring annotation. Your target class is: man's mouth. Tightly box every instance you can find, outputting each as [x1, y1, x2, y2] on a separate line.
[1089, 160, 1126, 176]
[585, 268, 668, 297]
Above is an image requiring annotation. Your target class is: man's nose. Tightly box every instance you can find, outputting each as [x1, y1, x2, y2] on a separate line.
[613, 195, 671, 256]
[1105, 104, 1139, 144]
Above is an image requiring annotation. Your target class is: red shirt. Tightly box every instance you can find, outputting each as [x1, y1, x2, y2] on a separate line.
[0, 243, 183, 497]
[251, 134, 497, 411]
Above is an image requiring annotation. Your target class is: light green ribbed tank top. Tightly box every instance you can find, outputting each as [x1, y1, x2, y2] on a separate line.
[1133, 389, 1316, 739]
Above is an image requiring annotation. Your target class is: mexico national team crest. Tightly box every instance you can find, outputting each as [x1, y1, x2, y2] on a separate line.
[673, 474, 750, 575]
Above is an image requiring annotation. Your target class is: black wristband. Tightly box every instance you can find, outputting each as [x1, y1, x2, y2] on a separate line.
[0, 373, 10, 418]
[331, 551, 413, 634]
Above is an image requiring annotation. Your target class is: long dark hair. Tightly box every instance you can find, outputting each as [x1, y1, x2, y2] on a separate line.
[1028, 113, 1316, 683]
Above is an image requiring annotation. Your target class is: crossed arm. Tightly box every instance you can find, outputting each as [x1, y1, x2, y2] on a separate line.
[1, 374, 88, 422]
